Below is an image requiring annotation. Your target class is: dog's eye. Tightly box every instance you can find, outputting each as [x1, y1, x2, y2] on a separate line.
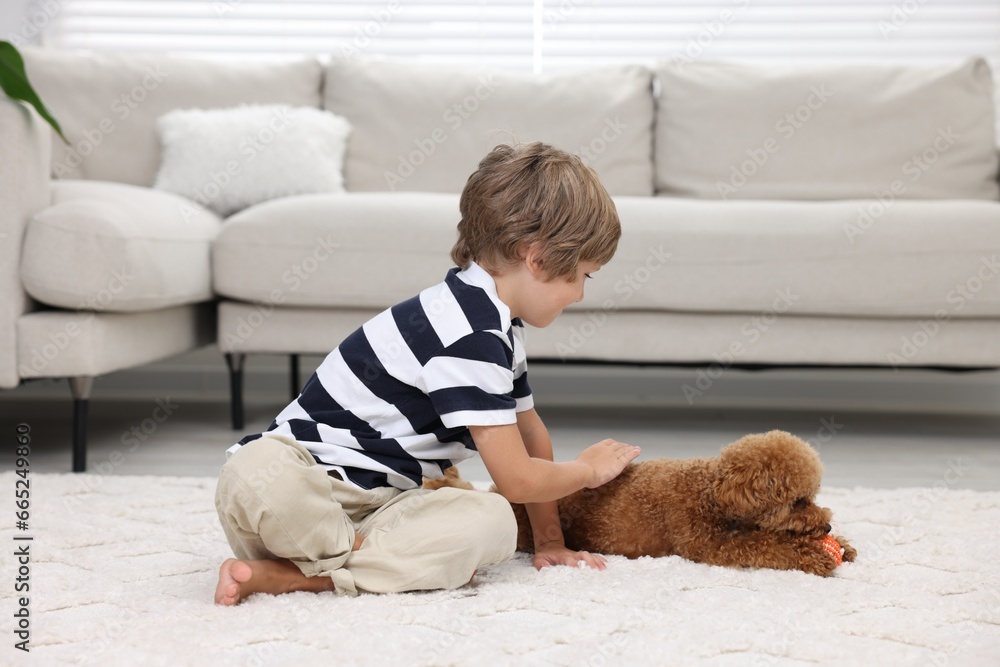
[793, 498, 808, 510]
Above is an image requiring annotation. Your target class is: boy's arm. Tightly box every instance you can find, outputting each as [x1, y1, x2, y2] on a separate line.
[515, 408, 564, 548]
[470, 420, 590, 503]
[516, 409, 608, 571]
[470, 421, 637, 504]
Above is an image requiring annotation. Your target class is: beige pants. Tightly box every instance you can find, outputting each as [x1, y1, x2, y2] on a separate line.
[215, 436, 517, 596]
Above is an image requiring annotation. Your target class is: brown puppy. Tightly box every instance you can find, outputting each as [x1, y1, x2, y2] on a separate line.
[426, 430, 857, 576]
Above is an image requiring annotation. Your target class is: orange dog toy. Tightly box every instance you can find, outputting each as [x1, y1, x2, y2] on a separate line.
[820, 535, 844, 566]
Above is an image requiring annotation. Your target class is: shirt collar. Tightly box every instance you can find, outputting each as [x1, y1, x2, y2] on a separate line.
[455, 261, 512, 329]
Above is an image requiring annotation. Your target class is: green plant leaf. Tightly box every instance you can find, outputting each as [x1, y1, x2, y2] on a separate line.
[0, 40, 69, 144]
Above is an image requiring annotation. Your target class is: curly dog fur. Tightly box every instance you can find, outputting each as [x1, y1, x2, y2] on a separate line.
[425, 430, 857, 576]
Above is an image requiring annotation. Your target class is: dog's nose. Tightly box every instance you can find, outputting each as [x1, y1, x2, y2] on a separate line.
[822, 523, 832, 534]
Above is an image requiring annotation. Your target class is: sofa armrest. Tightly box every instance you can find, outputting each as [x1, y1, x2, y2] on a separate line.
[0, 99, 52, 388]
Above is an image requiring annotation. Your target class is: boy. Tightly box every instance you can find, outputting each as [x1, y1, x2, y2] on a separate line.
[214, 141, 640, 605]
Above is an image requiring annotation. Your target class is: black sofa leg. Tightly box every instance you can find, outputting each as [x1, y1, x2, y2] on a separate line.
[290, 353, 300, 401]
[68, 377, 94, 473]
[225, 352, 246, 431]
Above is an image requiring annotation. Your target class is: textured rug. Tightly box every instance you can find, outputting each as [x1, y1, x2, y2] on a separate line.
[1, 472, 999, 667]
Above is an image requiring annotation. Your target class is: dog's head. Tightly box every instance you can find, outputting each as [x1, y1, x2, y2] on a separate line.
[711, 430, 832, 538]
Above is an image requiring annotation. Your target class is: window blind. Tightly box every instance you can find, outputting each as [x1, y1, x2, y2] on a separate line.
[42, 0, 1000, 76]
[539, 1, 1000, 71]
[44, 1, 536, 69]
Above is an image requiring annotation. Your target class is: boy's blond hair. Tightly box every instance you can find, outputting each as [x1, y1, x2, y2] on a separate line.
[452, 142, 621, 281]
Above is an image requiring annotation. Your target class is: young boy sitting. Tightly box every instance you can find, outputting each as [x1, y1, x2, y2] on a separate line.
[214, 141, 641, 605]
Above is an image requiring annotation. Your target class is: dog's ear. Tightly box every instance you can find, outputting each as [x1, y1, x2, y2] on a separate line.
[712, 431, 811, 516]
[712, 442, 776, 517]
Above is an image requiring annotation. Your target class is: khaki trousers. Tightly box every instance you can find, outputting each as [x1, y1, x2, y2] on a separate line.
[215, 436, 517, 596]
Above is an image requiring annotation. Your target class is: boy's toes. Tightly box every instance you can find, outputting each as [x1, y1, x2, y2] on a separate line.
[216, 558, 251, 606]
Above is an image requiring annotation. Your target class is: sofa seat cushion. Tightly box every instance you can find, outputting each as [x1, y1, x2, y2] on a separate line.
[655, 58, 999, 201]
[212, 192, 459, 306]
[215, 193, 1000, 319]
[324, 56, 654, 196]
[581, 197, 1000, 318]
[21, 180, 222, 312]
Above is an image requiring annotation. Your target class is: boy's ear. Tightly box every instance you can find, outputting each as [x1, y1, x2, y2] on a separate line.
[522, 243, 546, 277]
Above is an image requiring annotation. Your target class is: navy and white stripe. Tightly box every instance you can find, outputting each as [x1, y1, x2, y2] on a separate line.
[227, 261, 532, 490]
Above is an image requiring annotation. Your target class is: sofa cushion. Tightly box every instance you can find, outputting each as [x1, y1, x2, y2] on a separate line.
[654, 58, 999, 201]
[22, 49, 323, 187]
[212, 192, 459, 306]
[21, 181, 221, 311]
[323, 57, 654, 196]
[213, 193, 1000, 319]
[579, 197, 1000, 319]
[153, 104, 352, 216]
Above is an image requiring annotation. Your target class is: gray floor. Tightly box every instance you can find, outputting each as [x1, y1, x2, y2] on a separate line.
[1, 396, 998, 491]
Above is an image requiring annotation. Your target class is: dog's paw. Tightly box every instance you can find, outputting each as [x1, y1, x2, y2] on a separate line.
[797, 538, 839, 577]
[422, 467, 476, 491]
[834, 535, 857, 563]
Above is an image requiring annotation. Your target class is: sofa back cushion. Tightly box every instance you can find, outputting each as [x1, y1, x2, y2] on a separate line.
[22, 49, 323, 187]
[324, 57, 655, 196]
[654, 58, 999, 201]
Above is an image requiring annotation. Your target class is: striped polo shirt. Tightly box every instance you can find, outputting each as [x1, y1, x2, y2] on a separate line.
[226, 261, 533, 490]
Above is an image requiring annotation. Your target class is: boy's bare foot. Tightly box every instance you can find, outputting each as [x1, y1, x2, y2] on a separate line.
[215, 558, 335, 606]
[215, 534, 365, 606]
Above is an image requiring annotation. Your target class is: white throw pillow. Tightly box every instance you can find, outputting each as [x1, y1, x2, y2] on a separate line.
[153, 104, 351, 216]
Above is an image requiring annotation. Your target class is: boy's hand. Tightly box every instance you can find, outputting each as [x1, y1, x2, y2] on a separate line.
[533, 543, 607, 571]
[576, 439, 641, 488]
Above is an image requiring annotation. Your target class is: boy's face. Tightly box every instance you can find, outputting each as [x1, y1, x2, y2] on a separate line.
[520, 260, 602, 328]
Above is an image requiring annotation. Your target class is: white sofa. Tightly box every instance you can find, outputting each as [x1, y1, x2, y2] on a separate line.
[4, 49, 1000, 471]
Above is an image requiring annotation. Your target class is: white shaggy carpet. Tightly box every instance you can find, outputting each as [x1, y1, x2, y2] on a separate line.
[2, 472, 999, 667]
